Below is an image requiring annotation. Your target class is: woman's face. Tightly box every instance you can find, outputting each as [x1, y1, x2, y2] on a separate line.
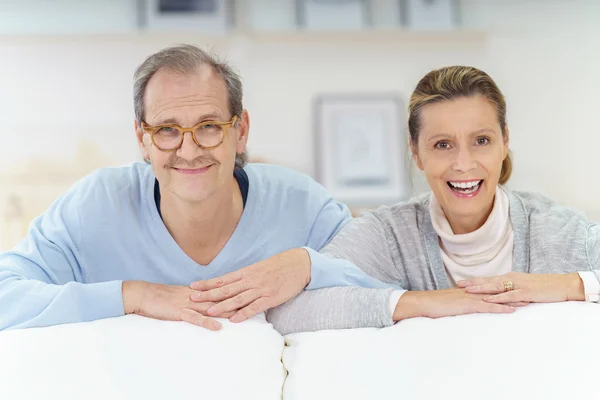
[412, 95, 509, 232]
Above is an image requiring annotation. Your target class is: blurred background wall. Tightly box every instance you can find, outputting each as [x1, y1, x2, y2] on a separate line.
[0, 0, 599, 249]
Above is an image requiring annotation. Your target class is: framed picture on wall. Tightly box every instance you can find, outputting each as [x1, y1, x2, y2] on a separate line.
[143, 0, 233, 33]
[297, 0, 368, 31]
[313, 94, 409, 206]
[401, 0, 459, 30]
[248, 0, 298, 32]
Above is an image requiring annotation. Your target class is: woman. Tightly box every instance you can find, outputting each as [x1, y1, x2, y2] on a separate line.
[267, 65, 600, 335]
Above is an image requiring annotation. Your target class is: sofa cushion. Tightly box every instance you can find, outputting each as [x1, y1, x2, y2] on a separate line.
[282, 302, 600, 400]
[0, 314, 286, 400]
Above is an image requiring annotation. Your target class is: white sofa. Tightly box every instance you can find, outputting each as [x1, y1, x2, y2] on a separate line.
[2, 302, 599, 400]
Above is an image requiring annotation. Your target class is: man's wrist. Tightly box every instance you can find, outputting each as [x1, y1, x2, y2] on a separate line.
[122, 280, 146, 315]
[296, 248, 312, 288]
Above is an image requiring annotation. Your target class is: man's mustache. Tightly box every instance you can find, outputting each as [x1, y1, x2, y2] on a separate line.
[166, 155, 219, 169]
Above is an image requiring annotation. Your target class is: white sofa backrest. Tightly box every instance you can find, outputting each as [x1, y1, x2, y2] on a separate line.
[283, 302, 600, 400]
[0, 314, 286, 400]
[2, 302, 599, 400]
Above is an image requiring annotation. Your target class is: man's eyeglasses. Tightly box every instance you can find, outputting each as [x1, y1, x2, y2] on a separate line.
[141, 115, 238, 152]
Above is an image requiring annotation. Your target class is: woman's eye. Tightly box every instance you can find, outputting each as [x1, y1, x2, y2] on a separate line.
[476, 137, 490, 146]
[435, 141, 450, 150]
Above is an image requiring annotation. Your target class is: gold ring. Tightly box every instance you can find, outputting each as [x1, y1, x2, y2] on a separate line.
[503, 280, 514, 292]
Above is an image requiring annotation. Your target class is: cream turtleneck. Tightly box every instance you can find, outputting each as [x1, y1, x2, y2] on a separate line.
[429, 187, 514, 286]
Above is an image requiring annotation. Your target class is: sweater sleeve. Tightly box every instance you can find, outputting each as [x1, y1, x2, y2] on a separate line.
[0, 189, 124, 331]
[302, 181, 400, 291]
[302, 189, 354, 288]
[585, 223, 600, 301]
[269, 211, 405, 334]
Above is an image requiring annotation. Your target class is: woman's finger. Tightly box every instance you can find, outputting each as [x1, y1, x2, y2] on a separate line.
[478, 301, 516, 314]
[484, 290, 531, 304]
[457, 278, 491, 287]
[505, 302, 529, 307]
[465, 281, 506, 294]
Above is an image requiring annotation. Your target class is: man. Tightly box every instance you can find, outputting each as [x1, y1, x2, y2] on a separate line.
[0, 44, 385, 331]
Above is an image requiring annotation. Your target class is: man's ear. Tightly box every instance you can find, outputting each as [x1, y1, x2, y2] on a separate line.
[235, 109, 250, 155]
[134, 119, 150, 162]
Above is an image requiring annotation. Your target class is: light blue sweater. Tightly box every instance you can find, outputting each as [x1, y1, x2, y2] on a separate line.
[0, 162, 387, 330]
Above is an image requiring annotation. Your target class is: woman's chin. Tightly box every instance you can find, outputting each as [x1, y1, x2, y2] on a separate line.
[439, 184, 495, 217]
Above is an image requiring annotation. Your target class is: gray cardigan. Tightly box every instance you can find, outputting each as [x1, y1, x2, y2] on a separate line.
[267, 190, 600, 335]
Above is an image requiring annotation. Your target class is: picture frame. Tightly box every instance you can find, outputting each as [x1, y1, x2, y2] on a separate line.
[296, 0, 369, 31]
[248, 0, 298, 32]
[142, 0, 233, 33]
[313, 94, 410, 206]
[401, 0, 460, 30]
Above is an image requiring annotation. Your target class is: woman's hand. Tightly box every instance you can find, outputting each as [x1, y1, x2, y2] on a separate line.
[457, 272, 585, 305]
[392, 288, 516, 321]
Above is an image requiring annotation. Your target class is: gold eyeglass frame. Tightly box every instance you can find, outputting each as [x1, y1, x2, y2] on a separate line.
[141, 115, 238, 152]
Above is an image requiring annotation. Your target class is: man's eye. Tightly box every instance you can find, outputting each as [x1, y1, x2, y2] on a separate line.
[157, 127, 179, 136]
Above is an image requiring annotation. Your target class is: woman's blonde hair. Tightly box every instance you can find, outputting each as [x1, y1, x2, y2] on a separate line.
[408, 66, 512, 185]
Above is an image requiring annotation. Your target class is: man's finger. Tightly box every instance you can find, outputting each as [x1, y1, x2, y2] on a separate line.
[206, 289, 261, 316]
[209, 310, 236, 318]
[190, 280, 249, 303]
[177, 308, 222, 331]
[190, 271, 243, 291]
[188, 301, 236, 318]
[229, 298, 271, 323]
[189, 301, 215, 313]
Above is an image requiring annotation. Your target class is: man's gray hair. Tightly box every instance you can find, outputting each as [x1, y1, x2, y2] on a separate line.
[134, 44, 248, 169]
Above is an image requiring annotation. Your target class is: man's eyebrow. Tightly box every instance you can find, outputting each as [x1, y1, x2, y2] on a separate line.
[152, 113, 224, 125]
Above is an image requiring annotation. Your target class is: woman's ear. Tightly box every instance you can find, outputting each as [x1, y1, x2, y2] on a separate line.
[410, 141, 424, 171]
[503, 126, 510, 159]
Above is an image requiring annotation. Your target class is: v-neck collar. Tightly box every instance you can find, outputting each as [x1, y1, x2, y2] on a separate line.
[144, 166, 257, 274]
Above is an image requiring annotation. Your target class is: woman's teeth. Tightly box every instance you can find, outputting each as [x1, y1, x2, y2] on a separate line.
[448, 180, 482, 193]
